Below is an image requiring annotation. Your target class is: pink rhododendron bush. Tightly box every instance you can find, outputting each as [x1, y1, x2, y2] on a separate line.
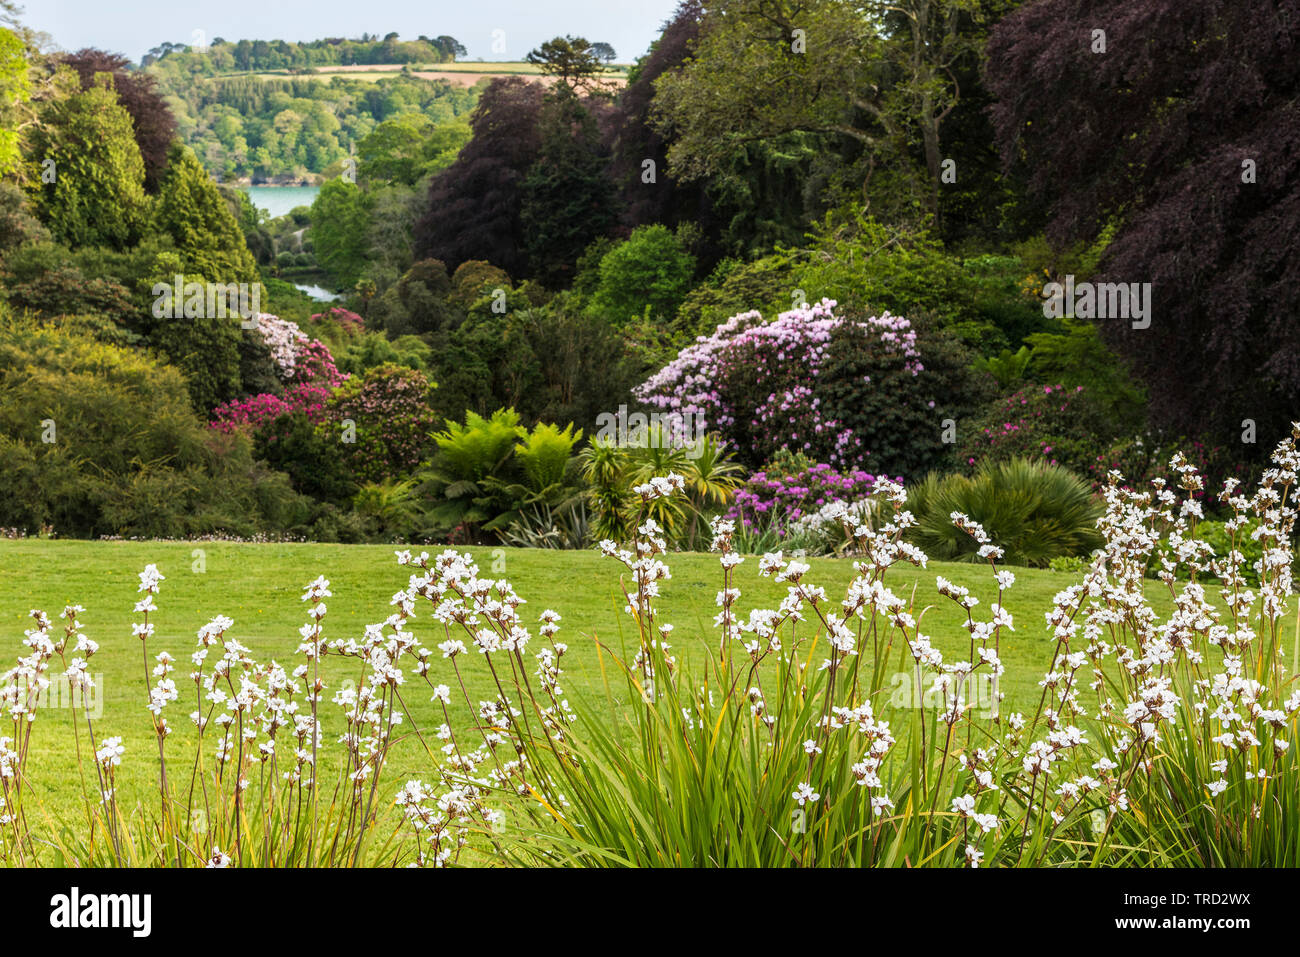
[207, 383, 335, 435]
[634, 299, 987, 475]
[209, 314, 347, 435]
[5, 429, 1300, 868]
[208, 318, 433, 485]
[310, 307, 365, 337]
[323, 362, 438, 483]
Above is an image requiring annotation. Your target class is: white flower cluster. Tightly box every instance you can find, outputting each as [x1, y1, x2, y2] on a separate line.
[8, 427, 1300, 869]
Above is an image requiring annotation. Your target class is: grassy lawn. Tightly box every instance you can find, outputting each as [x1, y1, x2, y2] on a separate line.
[0, 540, 1171, 825]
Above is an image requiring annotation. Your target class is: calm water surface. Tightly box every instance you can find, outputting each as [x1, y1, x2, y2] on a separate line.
[241, 185, 321, 219]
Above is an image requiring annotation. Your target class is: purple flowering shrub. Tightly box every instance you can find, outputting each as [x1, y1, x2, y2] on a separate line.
[635, 299, 921, 468]
[725, 454, 887, 537]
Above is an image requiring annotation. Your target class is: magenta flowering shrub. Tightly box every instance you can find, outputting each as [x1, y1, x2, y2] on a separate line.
[208, 383, 334, 436]
[209, 314, 347, 437]
[311, 307, 365, 336]
[323, 363, 438, 483]
[726, 461, 885, 534]
[959, 384, 1117, 477]
[635, 299, 922, 467]
[293, 338, 346, 387]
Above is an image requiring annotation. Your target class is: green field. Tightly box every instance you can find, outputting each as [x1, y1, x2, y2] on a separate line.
[0, 540, 1168, 824]
[227, 61, 628, 83]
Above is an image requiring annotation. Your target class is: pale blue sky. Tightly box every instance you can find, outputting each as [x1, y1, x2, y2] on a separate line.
[20, 0, 682, 64]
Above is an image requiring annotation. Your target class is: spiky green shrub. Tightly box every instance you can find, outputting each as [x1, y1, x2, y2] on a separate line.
[579, 430, 743, 548]
[906, 458, 1102, 567]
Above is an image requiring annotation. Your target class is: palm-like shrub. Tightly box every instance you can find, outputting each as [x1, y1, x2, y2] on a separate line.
[432, 408, 525, 483]
[580, 430, 743, 547]
[420, 408, 525, 537]
[906, 458, 1102, 567]
[972, 345, 1032, 389]
[578, 437, 629, 543]
[513, 422, 582, 492]
[481, 421, 586, 535]
[580, 430, 693, 544]
[679, 434, 745, 549]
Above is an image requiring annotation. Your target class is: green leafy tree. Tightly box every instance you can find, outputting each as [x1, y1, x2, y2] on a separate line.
[0, 27, 29, 176]
[431, 36, 468, 60]
[310, 178, 371, 287]
[652, 0, 989, 221]
[369, 258, 463, 336]
[450, 260, 511, 306]
[358, 114, 470, 186]
[519, 91, 618, 286]
[1023, 317, 1146, 428]
[143, 280, 245, 413]
[154, 142, 258, 283]
[590, 224, 696, 324]
[27, 72, 149, 249]
[526, 35, 607, 96]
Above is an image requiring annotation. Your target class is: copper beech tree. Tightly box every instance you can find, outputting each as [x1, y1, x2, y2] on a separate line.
[987, 0, 1300, 448]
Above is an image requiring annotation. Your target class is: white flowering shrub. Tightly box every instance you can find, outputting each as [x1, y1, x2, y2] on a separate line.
[3, 428, 1300, 867]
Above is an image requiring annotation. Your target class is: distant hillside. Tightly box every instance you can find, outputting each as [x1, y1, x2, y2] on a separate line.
[142, 34, 467, 71]
[144, 47, 627, 183]
[147, 63, 480, 183]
